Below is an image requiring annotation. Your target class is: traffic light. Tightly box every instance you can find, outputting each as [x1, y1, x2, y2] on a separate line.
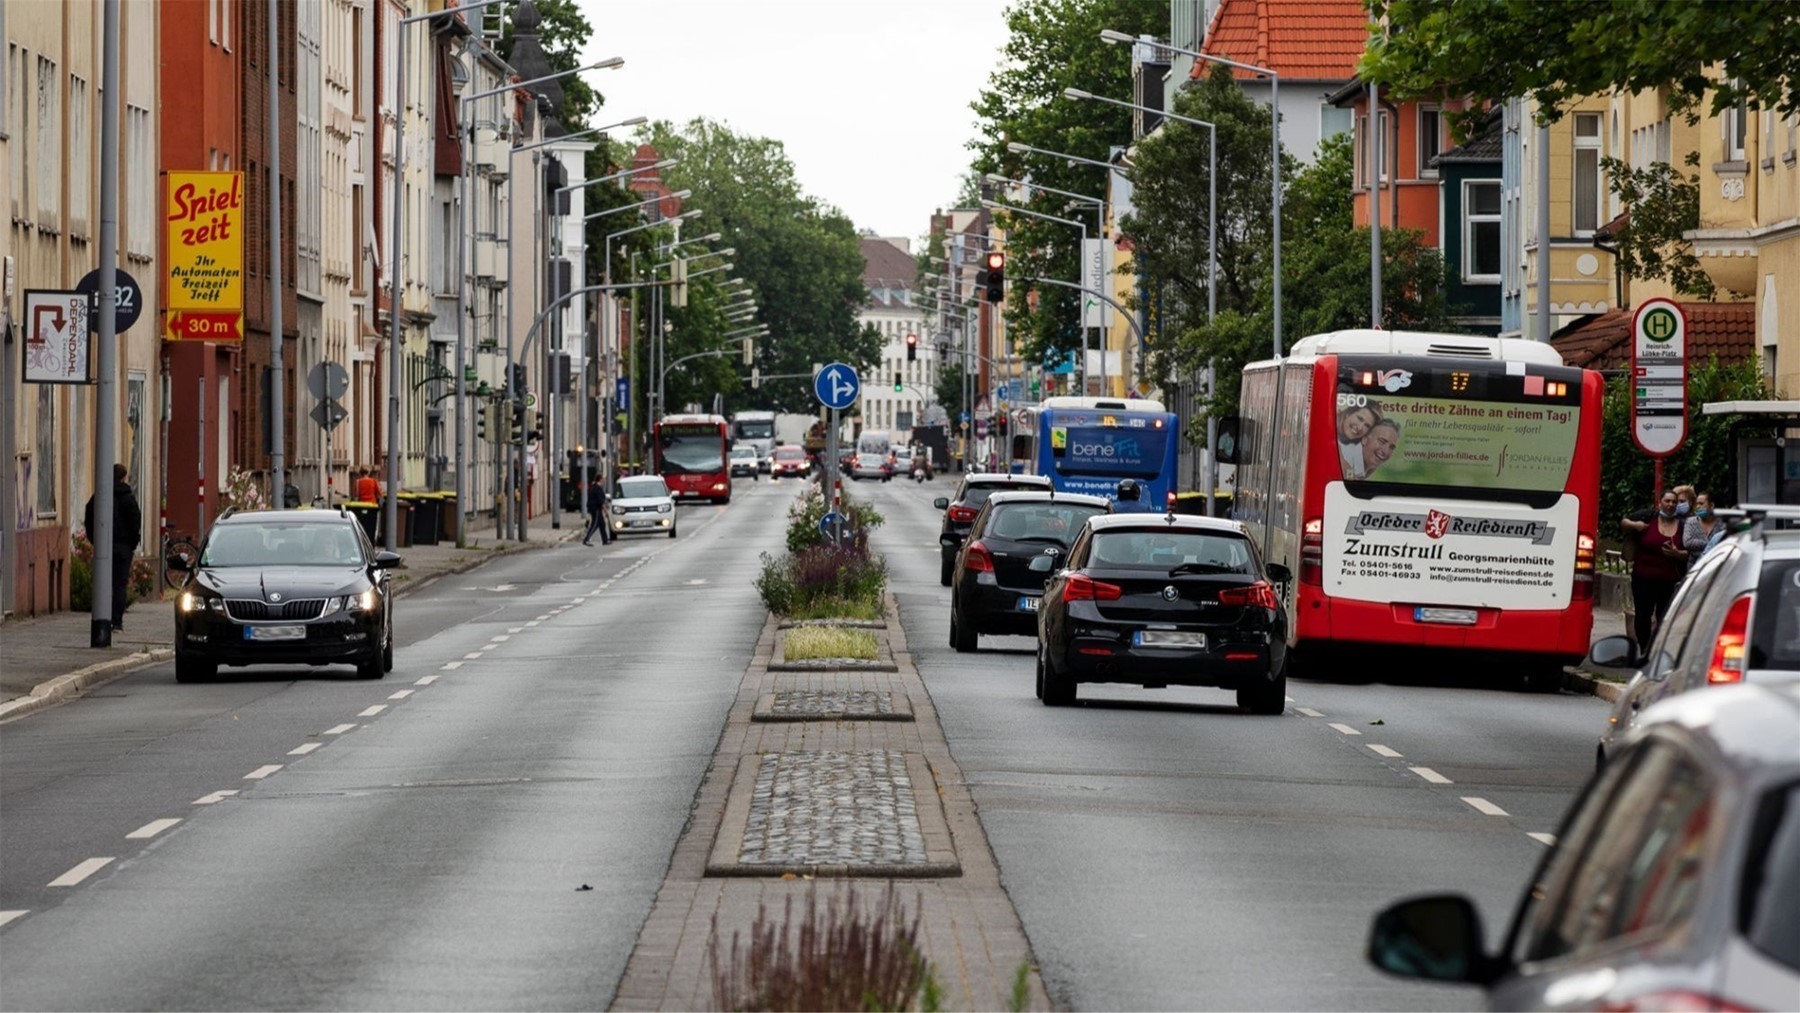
[670, 257, 689, 309]
[507, 362, 527, 397]
[513, 401, 527, 443]
[530, 412, 545, 444]
[476, 402, 490, 442]
[893, 372, 903, 393]
[984, 251, 1006, 301]
[905, 333, 918, 361]
[496, 402, 513, 443]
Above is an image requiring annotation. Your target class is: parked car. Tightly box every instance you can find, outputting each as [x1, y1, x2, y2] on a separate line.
[168, 509, 399, 683]
[729, 444, 760, 478]
[851, 452, 892, 482]
[891, 446, 915, 475]
[949, 491, 1112, 651]
[1592, 507, 1800, 767]
[1367, 679, 1800, 1012]
[933, 472, 1053, 586]
[1035, 513, 1290, 713]
[608, 475, 679, 539]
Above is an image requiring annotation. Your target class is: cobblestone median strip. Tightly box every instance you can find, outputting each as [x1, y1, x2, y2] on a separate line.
[753, 689, 914, 722]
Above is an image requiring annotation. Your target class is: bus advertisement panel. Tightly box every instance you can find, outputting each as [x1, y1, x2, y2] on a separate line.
[653, 414, 732, 504]
[1015, 397, 1180, 511]
[1237, 334, 1602, 673]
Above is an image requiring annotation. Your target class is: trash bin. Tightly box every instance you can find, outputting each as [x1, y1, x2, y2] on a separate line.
[346, 501, 380, 541]
[433, 493, 458, 545]
[401, 492, 440, 546]
[390, 499, 413, 549]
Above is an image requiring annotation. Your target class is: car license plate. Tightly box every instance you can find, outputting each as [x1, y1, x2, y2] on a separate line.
[1017, 596, 1041, 613]
[1415, 607, 1479, 626]
[629, 519, 655, 527]
[1135, 630, 1206, 648]
[246, 625, 305, 641]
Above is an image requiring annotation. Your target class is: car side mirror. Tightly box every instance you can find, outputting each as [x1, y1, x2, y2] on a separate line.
[166, 554, 193, 573]
[1266, 562, 1292, 584]
[372, 551, 403, 570]
[1588, 635, 1634, 669]
[1367, 894, 1495, 985]
[933, 497, 950, 510]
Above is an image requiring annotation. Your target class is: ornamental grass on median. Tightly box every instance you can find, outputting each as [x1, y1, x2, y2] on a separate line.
[756, 489, 888, 621]
[782, 626, 878, 662]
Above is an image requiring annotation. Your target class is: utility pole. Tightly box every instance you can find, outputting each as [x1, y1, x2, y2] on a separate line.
[90, 0, 121, 647]
[269, 0, 286, 509]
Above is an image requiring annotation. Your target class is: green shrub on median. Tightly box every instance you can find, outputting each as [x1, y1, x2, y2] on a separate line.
[755, 544, 887, 621]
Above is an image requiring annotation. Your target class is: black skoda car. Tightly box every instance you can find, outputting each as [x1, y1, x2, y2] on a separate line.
[170, 510, 400, 683]
[949, 491, 1112, 651]
[1036, 513, 1290, 713]
[933, 472, 1052, 585]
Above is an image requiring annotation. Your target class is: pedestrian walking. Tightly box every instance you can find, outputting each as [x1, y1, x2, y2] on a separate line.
[582, 478, 611, 545]
[83, 463, 143, 632]
[1621, 489, 1688, 664]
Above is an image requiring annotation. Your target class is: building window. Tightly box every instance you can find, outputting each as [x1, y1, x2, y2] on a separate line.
[1573, 112, 1602, 235]
[1464, 181, 1502, 283]
[68, 74, 89, 233]
[1418, 106, 1442, 178]
[8, 45, 23, 219]
[1320, 103, 1351, 141]
[35, 56, 57, 223]
[126, 105, 153, 258]
[1725, 96, 1749, 161]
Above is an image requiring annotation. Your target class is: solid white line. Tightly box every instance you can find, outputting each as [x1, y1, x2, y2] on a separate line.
[287, 742, 323, 756]
[357, 705, 387, 717]
[244, 765, 283, 780]
[489, 635, 511, 643]
[1528, 832, 1557, 846]
[1410, 766, 1453, 784]
[1368, 744, 1403, 758]
[1296, 707, 1325, 718]
[1328, 722, 1362, 736]
[323, 723, 356, 735]
[1462, 796, 1509, 816]
[440, 661, 463, 671]
[462, 652, 485, 660]
[414, 675, 438, 686]
[0, 910, 27, 928]
[388, 689, 413, 700]
[48, 858, 114, 887]
[192, 790, 239, 805]
[125, 818, 181, 840]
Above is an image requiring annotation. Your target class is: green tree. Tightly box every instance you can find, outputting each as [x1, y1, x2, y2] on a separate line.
[1600, 357, 1769, 530]
[1363, 0, 1800, 123]
[935, 359, 965, 419]
[1599, 155, 1716, 299]
[969, 0, 1166, 365]
[497, 0, 599, 130]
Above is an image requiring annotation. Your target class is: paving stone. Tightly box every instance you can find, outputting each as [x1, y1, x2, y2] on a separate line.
[737, 750, 927, 867]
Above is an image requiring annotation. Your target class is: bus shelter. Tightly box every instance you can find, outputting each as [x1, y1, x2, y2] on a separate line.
[1701, 400, 1800, 505]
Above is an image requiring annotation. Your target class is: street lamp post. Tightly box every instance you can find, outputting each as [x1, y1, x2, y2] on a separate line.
[979, 198, 1090, 392]
[603, 209, 703, 490]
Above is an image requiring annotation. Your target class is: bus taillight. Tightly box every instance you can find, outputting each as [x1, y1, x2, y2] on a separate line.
[1573, 531, 1597, 601]
[1300, 517, 1323, 585]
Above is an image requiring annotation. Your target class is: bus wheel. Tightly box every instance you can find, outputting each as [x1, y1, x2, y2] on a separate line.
[1522, 664, 1566, 694]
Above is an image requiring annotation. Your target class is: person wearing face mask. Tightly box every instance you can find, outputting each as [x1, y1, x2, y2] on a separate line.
[1672, 484, 1697, 519]
[1681, 491, 1726, 562]
[1620, 489, 1688, 664]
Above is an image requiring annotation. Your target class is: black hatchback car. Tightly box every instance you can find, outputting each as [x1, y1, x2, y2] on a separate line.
[950, 491, 1112, 651]
[1036, 513, 1290, 713]
[170, 509, 400, 683]
[933, 472, 1052, 585]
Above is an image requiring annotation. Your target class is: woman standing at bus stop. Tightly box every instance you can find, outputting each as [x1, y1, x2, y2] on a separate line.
[1621, 488, 1689, 663]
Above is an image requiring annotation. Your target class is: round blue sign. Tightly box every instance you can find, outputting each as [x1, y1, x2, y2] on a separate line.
[813, 362, 861, 411]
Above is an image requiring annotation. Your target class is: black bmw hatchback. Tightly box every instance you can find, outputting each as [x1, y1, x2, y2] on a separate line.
[949, 491, 1112, 651]
[1036, 513, 1290, 713]
[170, 510, 400, 683]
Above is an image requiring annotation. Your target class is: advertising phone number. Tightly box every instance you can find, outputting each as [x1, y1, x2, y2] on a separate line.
[1349, 560, 1422, 579]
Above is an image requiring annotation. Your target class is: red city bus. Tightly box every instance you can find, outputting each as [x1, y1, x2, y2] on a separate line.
[1233, 330, 1603, 683]
[653, 414, 733, 504]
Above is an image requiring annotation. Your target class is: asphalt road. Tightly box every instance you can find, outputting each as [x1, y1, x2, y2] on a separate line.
[0, 477, 793, 1011]
[859, 473, 1611, 1012]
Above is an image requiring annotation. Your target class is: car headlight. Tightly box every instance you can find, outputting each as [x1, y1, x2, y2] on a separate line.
[657, 503, 673, 513]
[610, 505, 626, 516]
[347, 589, 377, 612]
[181, 592, 226, 614]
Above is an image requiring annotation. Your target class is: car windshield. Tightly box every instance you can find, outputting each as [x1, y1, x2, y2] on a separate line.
[1089, 530, 1256, 572]
[775, 448, 804, 460]
[964, 482, 1040, 508]
[617, 478, 668, 499]
[732, 447, 756, 459]
[202, 523, 365, 567]
[986, 503, 1107, 546]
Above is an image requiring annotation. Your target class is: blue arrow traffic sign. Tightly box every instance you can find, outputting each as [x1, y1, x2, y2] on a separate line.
[814, 362, 861, 411]
[818, 511, 846, 537]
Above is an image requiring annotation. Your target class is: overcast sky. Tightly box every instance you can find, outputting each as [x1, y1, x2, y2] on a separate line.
[579, 0, 1013, 247]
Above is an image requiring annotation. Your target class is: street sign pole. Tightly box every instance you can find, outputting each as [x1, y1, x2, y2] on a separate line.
[825, 408, 840, 541]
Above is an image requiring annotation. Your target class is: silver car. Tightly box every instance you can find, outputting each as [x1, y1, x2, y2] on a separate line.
[608, 475, 678, 539]
[1591, 506, 1800, 766]
[1368, 679, 1800, 1011]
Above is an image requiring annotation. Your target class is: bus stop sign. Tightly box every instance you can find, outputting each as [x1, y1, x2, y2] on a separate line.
[1631, 297, 1687, 457]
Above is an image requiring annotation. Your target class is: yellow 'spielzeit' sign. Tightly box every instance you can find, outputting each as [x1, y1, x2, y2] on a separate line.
[165, 171, 245, 342]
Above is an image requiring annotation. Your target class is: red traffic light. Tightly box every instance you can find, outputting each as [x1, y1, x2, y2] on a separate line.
[985, 251, 1006, 271]
[905, 333, 917, 346]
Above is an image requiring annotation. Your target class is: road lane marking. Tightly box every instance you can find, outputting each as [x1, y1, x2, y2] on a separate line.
[288, 742, 323, 756]
[489, 635, 511, 643]
[1410, 766, 1453, 784]
[507, 627, 524, 633]
[357, 705, 387, 717]
[1368, 744, 1403, 758]
[440, 661, 462, 670]
[125, 819, 181, 840]
[462, 652, 485, 660]
[48, 858, 114, 887]
[414, 676, 438, 686]
[0, 911, 27, 928]
[192, 790, 239, 805]
[1529, 832, 1557, 846]
[323, 723, 356, 735]
[570, 597, 585, 604]
[388, 689, 414, 700]
[1328, 722, 1361, 736]
[524, 621, 541, 627]
[1296, 707, 1325, 718]
[1461, 796, 1508, 816]
[534, 615, 551, 621]
[245, 765, 283, 780]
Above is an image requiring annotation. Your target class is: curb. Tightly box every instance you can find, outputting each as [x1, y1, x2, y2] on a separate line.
[0, 529, 576, 724]
[1562, 667, 1628, 704]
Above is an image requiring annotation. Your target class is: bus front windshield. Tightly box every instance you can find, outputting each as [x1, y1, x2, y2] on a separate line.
[1048, 420, 1168, 479]
[659, 426, 725, 474]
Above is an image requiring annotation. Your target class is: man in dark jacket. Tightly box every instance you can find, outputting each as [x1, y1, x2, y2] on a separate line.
[582, 478, 611, 546]
[83, 463, 143, 631]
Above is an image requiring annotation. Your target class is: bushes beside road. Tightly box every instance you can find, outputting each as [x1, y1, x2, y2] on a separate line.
[756, 487, 887, 620]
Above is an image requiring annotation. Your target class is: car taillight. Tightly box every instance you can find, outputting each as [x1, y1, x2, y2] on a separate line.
[964, 541, 995, 574]
[948, 505, 979, 523]
[1573, 531, 1597, 601]
[1706, 593, 1754, 684]
[1166, 491, 1177, 508]
[1218, 581, 1278, 610]
[1063, 573, 1123, 601]
[1599, 991, 1756, 1012]
[1300, 517, 1323, 585]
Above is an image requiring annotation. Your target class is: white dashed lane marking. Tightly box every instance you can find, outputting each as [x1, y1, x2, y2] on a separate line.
[1461, 796, 1509, 816]
[125, 818, 182, 840]
[1328, 722, 1361, 736]
[414, 675, 439, 686]
[357, 705, 387, 718]
[288, 742, 323, 756]
[192, 790, 239, 805]
[47, 858, 114, 887]
[524, 621, 541, 627]
[462, 652, 485, 660]
[1368, 744, 1403, 758]
[507, 627, 524, 633]
[0, 910, 27, 928]
[244, 765, 283, 780]
[323, 723, 356, 735]
[1529, 832, 1558, 846]
[1410, 766, 1454, 784]
[440, 661, 463, 671]
[1295, 707, 1325, 718]
[388, 689, 413, 700]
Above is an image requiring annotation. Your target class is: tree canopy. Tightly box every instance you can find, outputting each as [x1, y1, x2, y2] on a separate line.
[1363, 0, 1800, 122]
[496, 0, 599, 130]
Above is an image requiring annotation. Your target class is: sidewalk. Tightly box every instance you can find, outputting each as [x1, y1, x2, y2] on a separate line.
[0, 510, 581, 720]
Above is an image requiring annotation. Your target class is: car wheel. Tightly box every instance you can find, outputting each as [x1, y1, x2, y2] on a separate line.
[1034, 647, 1046, 700]
[950, 600, 978, 653]
[1041, 650, 1075, 706]
[381, 622, 395, 672]
[174, 652, 215, 684]
[669, 525, 678, 539]
[1236, 656, 1287, 715]
[939, 552, 954, 587]
[356, 644, 384, 680]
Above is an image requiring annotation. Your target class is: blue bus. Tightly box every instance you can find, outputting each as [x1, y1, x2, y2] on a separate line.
[1006, 397, 1180, 512]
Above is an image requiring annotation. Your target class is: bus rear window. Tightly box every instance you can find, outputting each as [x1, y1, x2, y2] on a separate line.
[1333, 360, 1583, 494]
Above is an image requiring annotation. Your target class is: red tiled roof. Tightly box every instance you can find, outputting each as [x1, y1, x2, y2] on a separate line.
[1551, 302, 1756, 371]
[1197, 0, 1369, 82]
